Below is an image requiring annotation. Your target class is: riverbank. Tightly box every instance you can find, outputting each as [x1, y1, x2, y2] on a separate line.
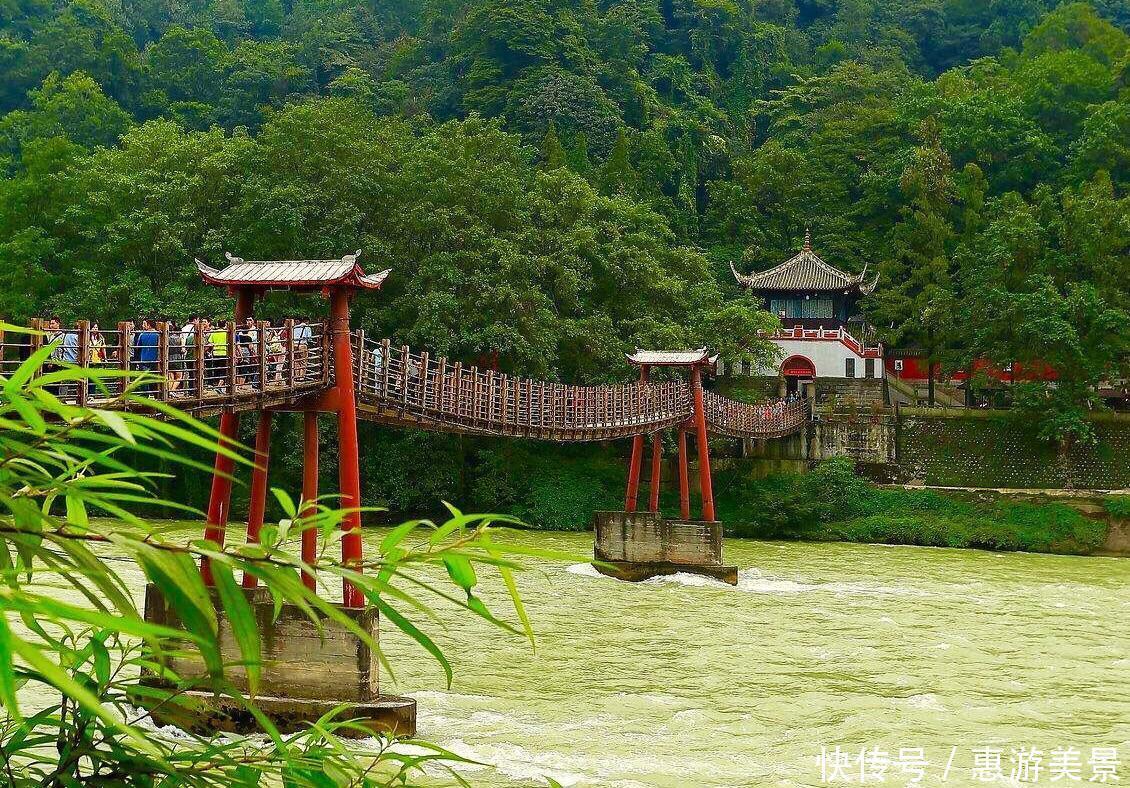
[707, 459, 1124, 556]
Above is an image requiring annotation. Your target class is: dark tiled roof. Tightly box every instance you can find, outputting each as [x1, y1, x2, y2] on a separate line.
[732, 238, 878, 295]
[196, 251, 390, 290]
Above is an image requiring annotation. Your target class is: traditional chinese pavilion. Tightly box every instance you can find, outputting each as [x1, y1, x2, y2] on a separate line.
[730, 230, 883, 396]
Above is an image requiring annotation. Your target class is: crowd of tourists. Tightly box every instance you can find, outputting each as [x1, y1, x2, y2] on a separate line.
[35, 316, 316, 397]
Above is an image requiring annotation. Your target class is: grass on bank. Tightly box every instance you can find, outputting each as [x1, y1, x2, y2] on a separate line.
[711, 458, 1110, 554]
[469, 444, 1110, 555]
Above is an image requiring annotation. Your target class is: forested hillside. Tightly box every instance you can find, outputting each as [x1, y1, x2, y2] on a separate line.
[0, 0, 1127, 454]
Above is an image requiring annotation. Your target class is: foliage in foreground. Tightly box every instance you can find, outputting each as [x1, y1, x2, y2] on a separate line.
[0, 334, 553, 785]
[716, 458, 1109, 554]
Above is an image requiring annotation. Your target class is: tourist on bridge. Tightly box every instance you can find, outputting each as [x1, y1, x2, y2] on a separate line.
[44, 317, 78, 397]
[236, 317, 259, 389]
[206, 319, 228, 394]
[267, 324, 285, 383]
[292, 317, 312, 380]
[88, 323, 106, 366]
[132, 319, 160, 394]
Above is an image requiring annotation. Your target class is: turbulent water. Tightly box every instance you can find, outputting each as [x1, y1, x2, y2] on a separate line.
[23, 527, 1129, 786]
[370, 531, 1129, 787]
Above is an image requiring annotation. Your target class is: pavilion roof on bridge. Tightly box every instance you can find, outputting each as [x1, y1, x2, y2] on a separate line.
[626, 349, 718, 367]
[195, 251, 390, 291]
[731, 230, 878, 295]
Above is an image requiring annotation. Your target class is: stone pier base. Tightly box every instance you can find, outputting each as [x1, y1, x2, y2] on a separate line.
[142, 584, 416, 738]
[592, 511, 737, 585]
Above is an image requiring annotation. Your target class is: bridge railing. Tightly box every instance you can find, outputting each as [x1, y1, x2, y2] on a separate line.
[702, 390, 809, 438]
[0, 319, 328, 411]
[353, 337, 693, 436]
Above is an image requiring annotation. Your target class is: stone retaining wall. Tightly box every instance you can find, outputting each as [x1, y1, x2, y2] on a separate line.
[896, 409, 1130, 489]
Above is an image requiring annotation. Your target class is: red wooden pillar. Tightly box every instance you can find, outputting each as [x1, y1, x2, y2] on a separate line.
[677, 429, 691, 519]
[202, 288, 254, 585]
[300, 410, 319, 591]
[331, 289, 365, 607]
[648, 432, 662, 513]
[241, 411, 273, 588]
[690, 366, 715, 522]
[624, 364, 649, 512]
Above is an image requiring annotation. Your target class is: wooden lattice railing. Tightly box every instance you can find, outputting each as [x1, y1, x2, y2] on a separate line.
[702, 389, 809, 439]
[353, 337, 694, 440]
[0, 319, 328, 416]
[0, 321, 810, 440]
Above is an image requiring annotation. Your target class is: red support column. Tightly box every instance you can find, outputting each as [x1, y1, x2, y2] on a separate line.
[241, 411, 273, 588]
[648, 432, 662, 513]
[623, 364, 649, 512]
[300, 411, 319, 592]
[691, 367, 715, 522]
[677, 429, 691, 520]
[331, 289, 365, 608]
[625, 435, 644, 512]
[201, 288, 254, 585]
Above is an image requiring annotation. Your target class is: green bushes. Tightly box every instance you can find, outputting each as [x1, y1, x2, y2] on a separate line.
[469, 443, 625, 530]
[716, 458, 1108, 554]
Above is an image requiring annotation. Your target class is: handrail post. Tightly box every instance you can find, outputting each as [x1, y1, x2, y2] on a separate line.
[284, 318, 295, 391]
[194, 322, 205, 400]
[418, 351, 430, 412]
[76, 320, 90, 407]
[257, 319, 268, 393]
[118, 321, 132, 398]
[226, 321, 236, 396]
[436, 357, 447, 415]
[321, 320, 332, 386]
[156, 321, 169, 401]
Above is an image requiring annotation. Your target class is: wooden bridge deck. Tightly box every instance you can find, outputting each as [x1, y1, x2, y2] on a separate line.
[1, 321, 808, 441]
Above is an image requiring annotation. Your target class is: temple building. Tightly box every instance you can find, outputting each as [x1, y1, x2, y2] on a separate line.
[726, 230, 884, 405]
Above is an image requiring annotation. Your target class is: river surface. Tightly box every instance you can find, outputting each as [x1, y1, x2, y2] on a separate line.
[366, 530, 1130, 787]
[26, 526, 1130, 786]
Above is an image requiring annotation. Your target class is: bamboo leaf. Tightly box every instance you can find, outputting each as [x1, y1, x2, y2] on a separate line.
[210, 560, 261, 694]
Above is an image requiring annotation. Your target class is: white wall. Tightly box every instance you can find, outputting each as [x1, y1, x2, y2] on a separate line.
[746, 338, 883, 379]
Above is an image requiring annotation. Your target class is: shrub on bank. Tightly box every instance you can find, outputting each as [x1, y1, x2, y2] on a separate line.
[718, 458, 1108, 554]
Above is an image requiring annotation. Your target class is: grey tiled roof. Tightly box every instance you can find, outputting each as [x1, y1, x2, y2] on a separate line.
[196, 251, 390, 289]
[732, 245, 877, 295]
[626, 349, 718, 366]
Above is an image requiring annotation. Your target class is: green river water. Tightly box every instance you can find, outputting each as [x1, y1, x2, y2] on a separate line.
[367, 530, 1129, 787]
[27, 527, 1130, 787]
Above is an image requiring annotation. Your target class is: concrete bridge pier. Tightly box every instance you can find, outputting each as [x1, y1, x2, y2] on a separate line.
[142, 584, 417, 738]
[592, 511, 737, 585]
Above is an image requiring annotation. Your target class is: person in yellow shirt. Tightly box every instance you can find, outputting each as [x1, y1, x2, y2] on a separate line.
[207, 321, 229, 393]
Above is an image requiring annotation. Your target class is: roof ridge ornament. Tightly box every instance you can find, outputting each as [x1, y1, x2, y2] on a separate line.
[224, 251, 245, 265]
[803, 227, 812, 252]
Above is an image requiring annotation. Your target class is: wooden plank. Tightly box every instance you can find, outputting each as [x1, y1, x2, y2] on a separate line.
[452, 362, 463, 424]
[284, 319, 295, 392]
[381, 339, 391, 399]
[118, 321, 132, 401]
[257, 320, 269, 394]
[226, 321, 236, 396]
[156, 321, 169, 402]
[194, 322, 205, 401]
[483, 370, 492, 427]
[76, 320, 90, 407]
[436, 357, 447, 416]
[500, 374, 509, 433]
[400, 345, 410, 411]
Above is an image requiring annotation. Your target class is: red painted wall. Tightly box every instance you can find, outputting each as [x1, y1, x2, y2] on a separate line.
[885, 357, 1058, 384]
